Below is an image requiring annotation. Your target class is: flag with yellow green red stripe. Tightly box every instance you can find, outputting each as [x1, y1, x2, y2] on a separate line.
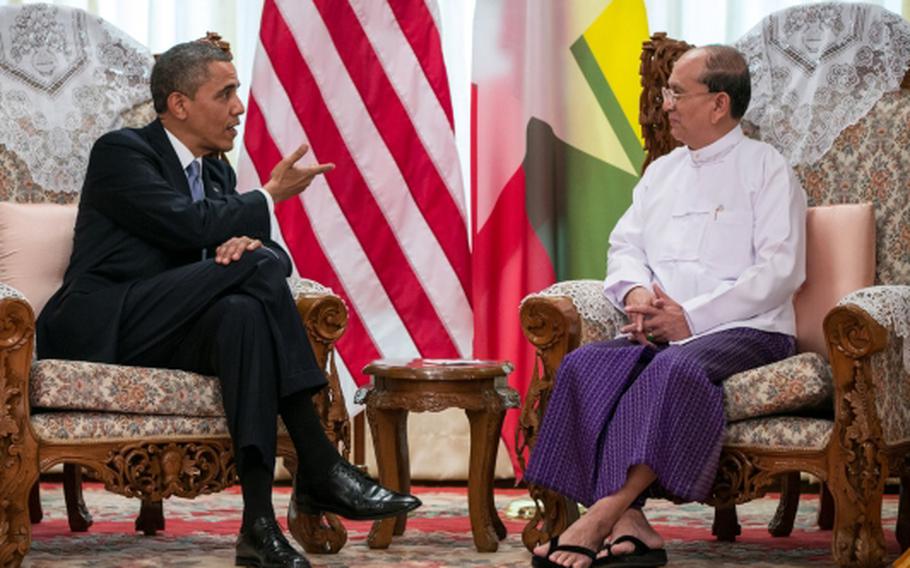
[472, 0, 650, 474]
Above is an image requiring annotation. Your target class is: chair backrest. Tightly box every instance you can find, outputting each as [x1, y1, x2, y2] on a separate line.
[638, 5, 910, 287]
[0, 7, 234, 316]
[0, 3, 155, 204]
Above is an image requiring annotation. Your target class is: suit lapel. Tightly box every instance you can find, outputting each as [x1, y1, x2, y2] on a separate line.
[144, 119, 193, 200]
[201, 157, 224, 199]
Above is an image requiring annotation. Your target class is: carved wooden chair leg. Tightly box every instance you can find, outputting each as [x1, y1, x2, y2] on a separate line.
[29, 481, 42, 524]
[521, 485, 580, 551]
[827, 461, 886, 566]
[768, 471, 801, 537]
[63, 464, 93, 532]
[897, 474, 910, 551]
[135, 499, 165, 535]
[817, 482, 834, 531]
[711, 503, 741, 542]
[282, 453, 348, 554]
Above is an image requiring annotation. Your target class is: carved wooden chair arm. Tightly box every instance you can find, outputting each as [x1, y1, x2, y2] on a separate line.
[827, 286, 910, 450]
[0, 285, 38, 451]
[522, 280, 627, 345]
[517, 281, 628, 462]
[0, 281, 37, 379]
[287, 276, 351, 459]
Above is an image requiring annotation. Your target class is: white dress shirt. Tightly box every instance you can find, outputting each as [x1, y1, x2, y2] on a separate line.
[603, 124, 807, 340]
[164, 128, 289, 259]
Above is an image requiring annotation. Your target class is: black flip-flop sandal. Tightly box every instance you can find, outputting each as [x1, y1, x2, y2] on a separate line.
[601, 535, 667, 567]
[531, 535, 598, 568]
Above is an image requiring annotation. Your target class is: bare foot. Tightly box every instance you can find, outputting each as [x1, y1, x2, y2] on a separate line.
[532, 497, 625, 568]
[598, 507, 664, 559]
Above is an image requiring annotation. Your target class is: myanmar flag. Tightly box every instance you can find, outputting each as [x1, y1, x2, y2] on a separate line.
[471, 0, 649, 474]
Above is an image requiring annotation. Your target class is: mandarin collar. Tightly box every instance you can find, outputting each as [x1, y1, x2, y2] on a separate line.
[687, 124, 744, 167]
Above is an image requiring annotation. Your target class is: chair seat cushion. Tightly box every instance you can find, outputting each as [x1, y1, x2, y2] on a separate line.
[30, 412, 229, 441]
[724, 416, 833, 451]
[723, 353, 833, 422]
[30, 359, 224, 417]
[30, 412, 289, 442]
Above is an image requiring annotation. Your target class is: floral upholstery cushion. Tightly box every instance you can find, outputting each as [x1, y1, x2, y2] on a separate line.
[723, 353, 833, 422]
[30, 412, 288, 442]
[30, 360, 224, 417]
[30, 412, 228, 441]
[724, 416, 833, 450]
[24, 276, 337, 418]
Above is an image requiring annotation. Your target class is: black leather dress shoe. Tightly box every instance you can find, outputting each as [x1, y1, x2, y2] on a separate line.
[235, 516, 310, 568]
[295, 460, 422, 520]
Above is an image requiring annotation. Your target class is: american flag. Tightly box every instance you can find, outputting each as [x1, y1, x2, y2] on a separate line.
[237, 0, 471, 403]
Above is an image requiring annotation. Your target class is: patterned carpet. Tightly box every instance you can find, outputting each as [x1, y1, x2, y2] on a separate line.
[23, 483, 903, 567]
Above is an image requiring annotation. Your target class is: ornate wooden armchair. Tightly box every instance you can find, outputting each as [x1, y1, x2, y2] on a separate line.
[0, 5, 351, 565]
[517, 27, 910, 568]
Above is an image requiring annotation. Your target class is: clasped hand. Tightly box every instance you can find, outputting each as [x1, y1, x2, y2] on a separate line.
[264, 143, 335, 202]
[620, 284, 692, 347]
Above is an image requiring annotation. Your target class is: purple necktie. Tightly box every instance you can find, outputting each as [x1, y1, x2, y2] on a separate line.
[185, 161, 204, 202]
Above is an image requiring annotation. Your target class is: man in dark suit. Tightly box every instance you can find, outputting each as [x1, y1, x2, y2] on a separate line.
[37, 41, 419, 568]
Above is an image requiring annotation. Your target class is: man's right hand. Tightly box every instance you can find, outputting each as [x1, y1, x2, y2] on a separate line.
[263, 144, 335, 203]
[619, 286, 657, 346]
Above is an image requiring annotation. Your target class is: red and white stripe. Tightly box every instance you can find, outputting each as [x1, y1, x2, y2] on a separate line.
[238, 0, 471, 405]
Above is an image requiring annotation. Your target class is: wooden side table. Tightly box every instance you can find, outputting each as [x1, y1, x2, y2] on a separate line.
[355, 359, 518, 552]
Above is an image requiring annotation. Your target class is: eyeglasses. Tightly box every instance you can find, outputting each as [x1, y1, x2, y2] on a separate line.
[661, 87, 715, 108]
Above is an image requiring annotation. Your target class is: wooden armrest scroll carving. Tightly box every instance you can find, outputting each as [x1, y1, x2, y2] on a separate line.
[296, 294, 351, 461]
[824, 303, 889, 566]
[517, 295, 582, 551]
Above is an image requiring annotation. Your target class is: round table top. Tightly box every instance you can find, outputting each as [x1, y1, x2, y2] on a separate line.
[362, 358, 514, 381]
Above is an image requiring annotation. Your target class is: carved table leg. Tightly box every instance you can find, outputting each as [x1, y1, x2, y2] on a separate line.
[898, 474, 910, 551]
[28, 482, 42, 524]
[392, 410, 410, 537]
[768, 471, 800, 537]
[466, 403, 507, 552]
[817, 482, 834, 531]
[135, 498, 164, 535]
[63, 464, 93, 532]
[367, 407, 409, 549]
[712, 503, 741, 542]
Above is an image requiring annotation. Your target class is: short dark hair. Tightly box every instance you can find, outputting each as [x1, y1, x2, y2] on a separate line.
[150, 41, 232, 114]
[697, 45, 751, 119]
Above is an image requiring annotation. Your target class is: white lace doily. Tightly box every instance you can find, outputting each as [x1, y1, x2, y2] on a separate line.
[287, 276, 334, 298]
[735, 3, 910, 166]
[524, 280, 627, 344]
[840, 285, 910, 372]
[0, 4, 153, 194]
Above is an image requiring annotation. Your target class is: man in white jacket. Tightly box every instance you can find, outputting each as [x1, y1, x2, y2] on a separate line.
[527, 45, 807, 568]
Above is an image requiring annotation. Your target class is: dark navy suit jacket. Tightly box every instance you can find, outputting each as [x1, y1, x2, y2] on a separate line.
[37, 119, 290, 361]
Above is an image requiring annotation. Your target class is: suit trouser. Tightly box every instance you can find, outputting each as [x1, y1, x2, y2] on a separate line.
[116, 249, 327, 468]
